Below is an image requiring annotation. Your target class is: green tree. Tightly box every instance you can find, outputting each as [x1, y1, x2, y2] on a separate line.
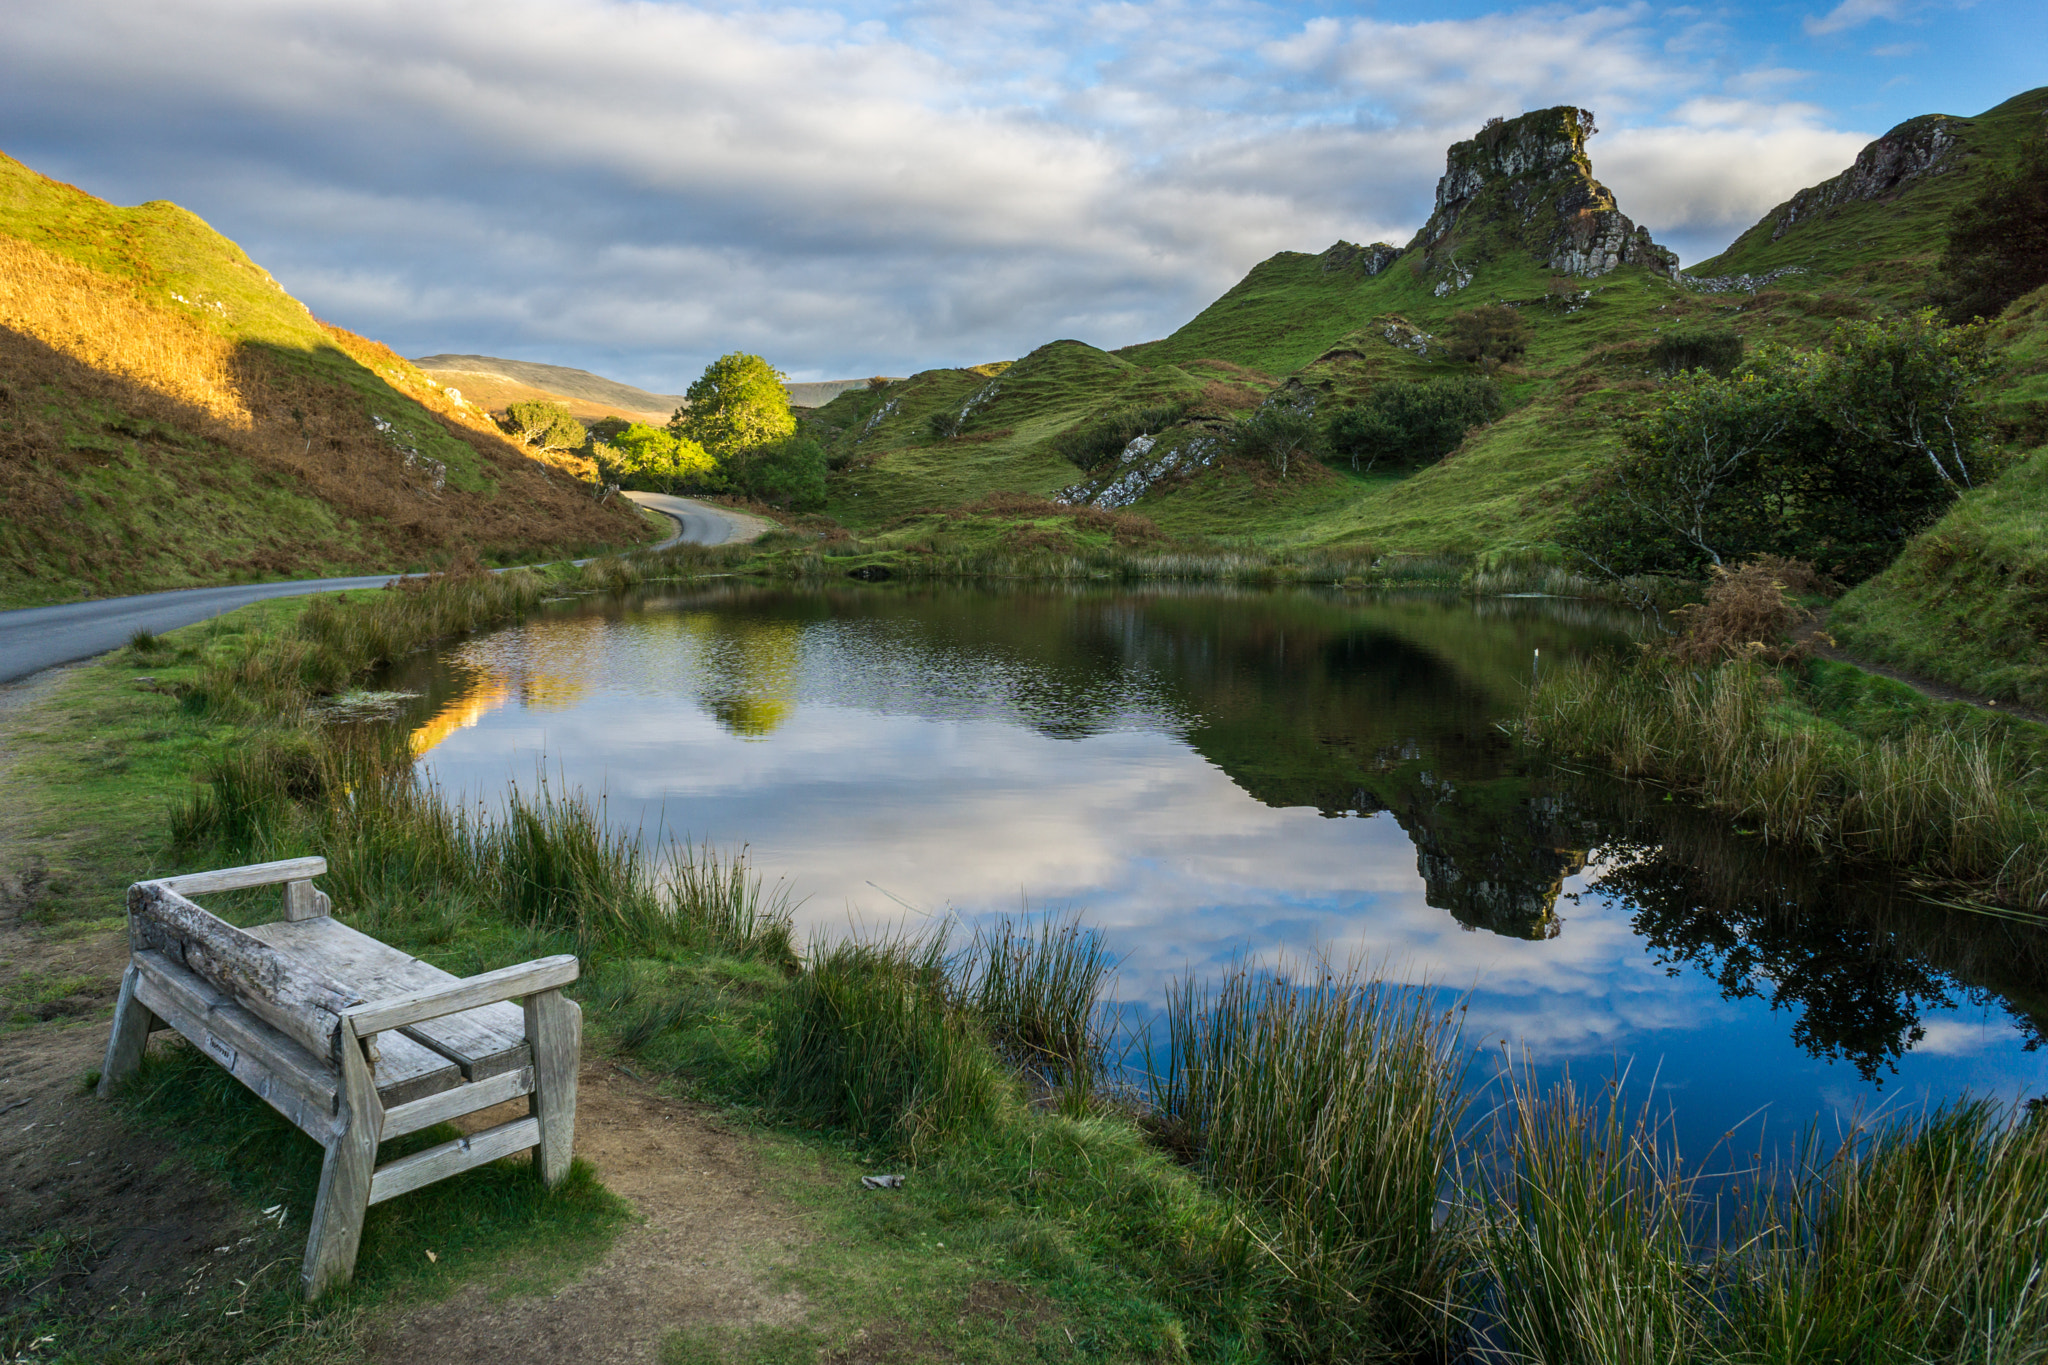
[1568, 313, 1993, 583]
[1323, 376, 1503, 473]
[1227, 400, 1318, 479]
[672, 353, 795, 457]
[598, 422, 716, 493]
[726, 435, 827, 511]
[504, 400, 586, 453]
[1934, 135, 2048, 323]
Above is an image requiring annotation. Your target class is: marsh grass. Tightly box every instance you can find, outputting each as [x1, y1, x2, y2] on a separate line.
[1521, 656, 2048, 909]
[766, 930, 1010, 1155]
[1153, 959, 1469, 1360]
[960, 911, 1115, 1101]
[1475, 1068, 1704, 1364]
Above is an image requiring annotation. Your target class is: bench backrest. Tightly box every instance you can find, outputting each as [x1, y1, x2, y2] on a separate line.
[128, 880, 364, 1061]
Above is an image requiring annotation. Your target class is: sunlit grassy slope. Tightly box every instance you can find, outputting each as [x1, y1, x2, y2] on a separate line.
[0, 151, 649, 607]
[817, 88, 2046, 570]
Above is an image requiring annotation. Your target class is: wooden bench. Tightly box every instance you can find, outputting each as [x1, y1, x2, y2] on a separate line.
[97, 856, 581, 1300]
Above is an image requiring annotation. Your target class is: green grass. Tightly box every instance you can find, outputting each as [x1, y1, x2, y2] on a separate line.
[1829, 286, 2048, 709]
[1691, 88, 2048, 293]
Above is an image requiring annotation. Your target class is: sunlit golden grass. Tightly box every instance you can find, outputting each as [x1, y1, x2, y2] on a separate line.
[0, 235, 245, 421]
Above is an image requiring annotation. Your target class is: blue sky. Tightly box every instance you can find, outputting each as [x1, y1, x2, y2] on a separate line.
[0, 0, 2038, 388]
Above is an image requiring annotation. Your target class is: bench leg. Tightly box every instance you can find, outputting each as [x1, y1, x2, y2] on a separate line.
[525, 989, 580, 1187]
[302, 1024, 383, 1300]
[98, 964, 159, 1098]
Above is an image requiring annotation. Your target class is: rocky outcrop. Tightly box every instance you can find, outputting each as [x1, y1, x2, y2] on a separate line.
[1318, 239, 1403, 276]
[1761, 115, 1962, 242]
[1406, 106, 1678, 289]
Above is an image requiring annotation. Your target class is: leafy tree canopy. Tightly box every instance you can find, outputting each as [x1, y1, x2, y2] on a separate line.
[1323, 376, 1503, 473]
[597, 422, 716, 494]
[1567, 310, 1994, 584]
[725, 434, 827, 511]
[672, 353, 795, 457]
[504, 399, 586, 453]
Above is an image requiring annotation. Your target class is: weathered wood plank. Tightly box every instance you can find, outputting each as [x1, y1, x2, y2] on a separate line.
[367, 1116, 541, 1206]
[346, 956, 579, 1037]
[302, 1020, 383, 1300]
[131, 948, 457, 1115]
[245, 918, 529, 1081]
[128, 881, 360, 1060]
[525, 991, 580, 1187]
[154, 858, 327, 897]
[282, 879, 331, 922]
[380, 1065, 534, 1141]
[132, 953, 341, 1142]
[97, 964, 157, 1098]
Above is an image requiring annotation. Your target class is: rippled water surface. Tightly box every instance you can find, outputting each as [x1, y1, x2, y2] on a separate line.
[381, 582, 2048, 1160]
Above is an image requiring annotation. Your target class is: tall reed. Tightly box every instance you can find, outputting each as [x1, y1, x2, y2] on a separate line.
[960, 911, 1115, 1103]
[766, 930, 1008, 1155]
[1520, 656, 2048, 909]
[1475, 1068, 1704, 1365]
[1153, 959, 1469, 1361]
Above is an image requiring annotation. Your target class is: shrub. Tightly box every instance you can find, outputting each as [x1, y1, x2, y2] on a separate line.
[504, 400, 585, 453]
[926, 409, 962, 440]
[725, 434, 827, 511]
[1650, 328, 1743, 377]
[1445, 304, 1532, 367]
[1049, 402, 1190, 471]
[1322, 376, 1503, 472]
[1225, 399, 1317, 479]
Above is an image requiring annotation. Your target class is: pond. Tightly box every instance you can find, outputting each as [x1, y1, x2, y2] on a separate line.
[377, 582, 2048, 1164]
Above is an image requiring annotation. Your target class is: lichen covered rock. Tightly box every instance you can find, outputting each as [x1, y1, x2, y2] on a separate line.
[1406, 106, 1677, 289]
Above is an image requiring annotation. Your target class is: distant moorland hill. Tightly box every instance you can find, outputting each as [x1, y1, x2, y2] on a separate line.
[410, 353, 872, 422]
[0, 154, 653, 608]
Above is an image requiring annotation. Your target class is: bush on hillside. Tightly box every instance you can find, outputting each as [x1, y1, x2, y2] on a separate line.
[1049, 402, 1190, 471]
[504, 400, 585, 453]
[1226, 399, 1318, 479]
[927, 409, 963, 440]
[1665, 558, 1822, 665]
[1651, 329, 1744, 377]
[725, 433, 827, 511]
[1935, 134, 2048, 323]
[1568, 311, 1995, 583]
[1323, 376, 1503, 472]
[1445, 305, 1533, 368]
[596, 422, 716, 494]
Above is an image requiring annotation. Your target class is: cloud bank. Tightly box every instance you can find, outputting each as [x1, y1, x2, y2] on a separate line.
[1, 0, 1884, 385]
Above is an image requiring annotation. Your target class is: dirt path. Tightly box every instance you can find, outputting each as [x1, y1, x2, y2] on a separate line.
[1801, 609, 2048, 727]
[361, 1060, 818, 1364]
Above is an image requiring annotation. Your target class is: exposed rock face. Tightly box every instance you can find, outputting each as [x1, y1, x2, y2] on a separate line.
[1406, 106, 1677, 288]
[1318, 239, 1403, 276]
[1762, 115, 1962, 242]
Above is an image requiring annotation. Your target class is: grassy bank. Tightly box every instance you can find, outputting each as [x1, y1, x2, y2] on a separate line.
[9, 552, 2048, 1361]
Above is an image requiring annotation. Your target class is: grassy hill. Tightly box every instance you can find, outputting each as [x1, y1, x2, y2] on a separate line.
[810, 91, 2046, 586]
[0, 153, 653, 609]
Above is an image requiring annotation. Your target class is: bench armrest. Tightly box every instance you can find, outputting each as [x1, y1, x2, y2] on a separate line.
[150, 857, 329, 897]
[345, 956, 579, 1034]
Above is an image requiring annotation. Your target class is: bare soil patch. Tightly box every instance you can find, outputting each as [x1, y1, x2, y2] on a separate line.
[360, 1060, 818, 1364]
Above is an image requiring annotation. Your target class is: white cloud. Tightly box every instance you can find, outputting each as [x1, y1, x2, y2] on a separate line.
[1805, 0, 1909, 37]
[0, 0, 1885, 381]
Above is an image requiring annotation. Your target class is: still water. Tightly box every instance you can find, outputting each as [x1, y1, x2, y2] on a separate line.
[381, 583, 2048, 1161]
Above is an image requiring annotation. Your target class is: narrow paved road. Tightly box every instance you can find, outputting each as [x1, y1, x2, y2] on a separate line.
[0, 493, 766, 686]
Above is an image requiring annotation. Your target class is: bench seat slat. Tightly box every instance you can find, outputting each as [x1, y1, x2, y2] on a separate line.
[132, 948, 462, 1116]
[245, 918, 530, 1081]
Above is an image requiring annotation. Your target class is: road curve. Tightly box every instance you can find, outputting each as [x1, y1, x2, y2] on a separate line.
[0, 493, 766, 686]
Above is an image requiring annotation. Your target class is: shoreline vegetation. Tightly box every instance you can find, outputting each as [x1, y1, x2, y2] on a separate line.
[9, 546, 2045, 1360]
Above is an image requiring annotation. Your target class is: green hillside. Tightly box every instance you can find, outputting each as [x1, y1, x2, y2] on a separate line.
[808, 89, 2047, 594]
[0, 152, 650, 608]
